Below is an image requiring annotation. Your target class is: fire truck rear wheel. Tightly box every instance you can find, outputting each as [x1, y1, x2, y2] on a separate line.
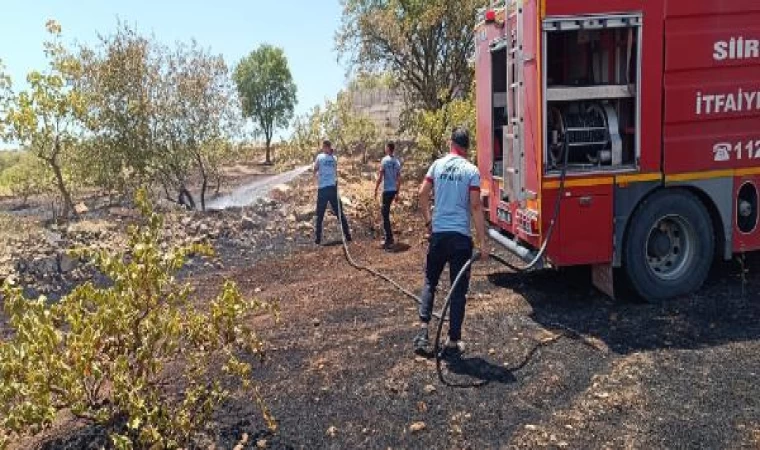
[624, 189, 714, 302]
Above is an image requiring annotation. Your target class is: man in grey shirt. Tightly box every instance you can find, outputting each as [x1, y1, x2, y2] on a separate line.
[374, 141, 402, 250]
[313, 140, 352, 245]
[413, 128, 487, 355]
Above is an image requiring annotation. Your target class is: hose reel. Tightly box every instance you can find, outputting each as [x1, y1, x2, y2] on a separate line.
[548, 102, 622, 169]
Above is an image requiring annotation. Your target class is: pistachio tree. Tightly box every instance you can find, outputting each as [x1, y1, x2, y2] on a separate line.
[337, 0, 485, 110]
[0, 190, 278, 448]
[0, 21, 85, 219]
[158, 41, 241, 210]
[410, 85, 476, 160]
[75, 22, 162, 197]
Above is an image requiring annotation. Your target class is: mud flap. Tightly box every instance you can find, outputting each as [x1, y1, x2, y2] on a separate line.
[592, 263, 615, 299]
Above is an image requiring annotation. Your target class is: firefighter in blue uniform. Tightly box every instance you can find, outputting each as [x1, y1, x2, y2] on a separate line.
[413, 128, 487, 355]
[313, 139, 352, 245]
[374, 141, 402, 250]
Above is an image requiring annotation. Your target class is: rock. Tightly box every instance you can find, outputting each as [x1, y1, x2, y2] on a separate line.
[233, 432, 249, 450]
[423, 384, 436, 394]
[326, 426, 338, 437]
[58, 254, 78, 273]
[295, 207, 315, 222]
[43, 230, 63, 247]
[256, 439, 268, 449]
[340, 196, 353, 208]
[409, 422, 427, 433]
[312, 318, 321, 327]
[108, 207, 139, 218]
[241, 216, 257, 231]
[74, 202, 89, 215]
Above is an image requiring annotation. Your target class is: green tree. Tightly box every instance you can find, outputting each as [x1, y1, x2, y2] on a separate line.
[76, 23, 241, 210]
[0, 152, 54, 204]
[233, 45, 297, 165]
[0, 21, 85, 219]
[409, 85, 476, 160]
[0, 190, 278, 449]
[75, 22, 162, 197]
[156, 41, 241, 210]
[337, 0, 485, 111]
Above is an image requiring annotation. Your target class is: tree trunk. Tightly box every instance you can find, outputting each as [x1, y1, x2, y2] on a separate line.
[264, 138, 273, 165]
[200, 174, 208, 212]
[50, 160, 75, 220]
[361, 142, 368, 164]
[214, 173, 222, 196]
[178, 186, 196, 210]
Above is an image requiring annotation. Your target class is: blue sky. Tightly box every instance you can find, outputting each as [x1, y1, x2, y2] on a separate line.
[0, 0, 347, 141]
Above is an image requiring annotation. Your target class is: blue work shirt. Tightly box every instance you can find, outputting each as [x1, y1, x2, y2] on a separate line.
[314, 152, 337, 189]
[380, 155, 402, 193]
[425, 152, 481, 237]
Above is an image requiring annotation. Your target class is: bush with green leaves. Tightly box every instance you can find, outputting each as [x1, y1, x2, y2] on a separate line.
[407, 86, 476, 162]
[0, 152, 53, 202]
[0, 190, 278, 448]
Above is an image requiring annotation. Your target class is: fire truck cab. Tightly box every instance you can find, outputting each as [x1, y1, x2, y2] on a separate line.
[475, 0, 760, 300]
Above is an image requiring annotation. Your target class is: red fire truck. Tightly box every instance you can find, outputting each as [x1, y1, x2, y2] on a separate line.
[475, 0, 760, 300]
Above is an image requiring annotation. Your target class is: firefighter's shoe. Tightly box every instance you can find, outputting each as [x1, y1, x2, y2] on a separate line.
[383, 240, 394, 251]
[440, 338, 465, 358]
[413, 327, 429, 354]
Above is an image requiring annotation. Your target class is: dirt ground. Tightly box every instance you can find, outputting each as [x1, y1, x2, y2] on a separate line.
[4, 170, 760, 449]
[187, 207, 760, 450]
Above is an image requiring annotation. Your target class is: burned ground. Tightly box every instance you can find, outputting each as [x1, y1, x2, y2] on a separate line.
[192, 222, 760, 449]
[4, 173, 760, 449]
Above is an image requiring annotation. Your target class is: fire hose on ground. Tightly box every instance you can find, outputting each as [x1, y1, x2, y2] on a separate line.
[330, 139, 603, 386]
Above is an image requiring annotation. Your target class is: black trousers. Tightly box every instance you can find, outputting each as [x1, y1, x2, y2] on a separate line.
[381, 191, 397, 243]
[418, 232, 473, 341]
[315, 186, 351, 243]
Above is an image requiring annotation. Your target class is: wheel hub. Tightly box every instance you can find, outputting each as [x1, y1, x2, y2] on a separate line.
[645, 215, 695, 282]
[647, 229, 671, 258]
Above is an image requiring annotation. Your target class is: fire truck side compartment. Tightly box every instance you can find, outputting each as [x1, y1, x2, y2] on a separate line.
[542, 14, 641, 174]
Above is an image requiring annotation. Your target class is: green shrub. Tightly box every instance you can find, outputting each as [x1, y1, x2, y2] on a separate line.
[407, 86, 476, 162]
[0, 190, 279, 448]
[0, 153, 53, 201]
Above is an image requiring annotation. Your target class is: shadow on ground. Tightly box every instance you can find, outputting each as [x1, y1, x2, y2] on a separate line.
[486, 253, 760, 355]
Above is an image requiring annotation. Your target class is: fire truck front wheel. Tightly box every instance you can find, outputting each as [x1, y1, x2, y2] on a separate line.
[624, 189, 715, 302]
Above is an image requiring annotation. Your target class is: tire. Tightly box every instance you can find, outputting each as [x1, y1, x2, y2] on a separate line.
[623, 189, 715, 302]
